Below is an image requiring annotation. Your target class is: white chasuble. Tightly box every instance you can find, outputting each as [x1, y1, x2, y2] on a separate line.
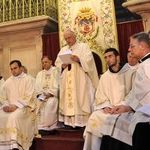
[35, 67, 60, 130]
[0, 73, 37, 150]
[55, 42, 99, 127]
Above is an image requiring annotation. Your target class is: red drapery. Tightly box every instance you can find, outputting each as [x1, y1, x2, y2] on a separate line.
[42, 32, 60, 65]
[117, 20, 144, 63]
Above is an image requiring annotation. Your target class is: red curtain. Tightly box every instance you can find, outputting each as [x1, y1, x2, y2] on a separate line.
[117, 20, 144, 63]
[42, 32, 60, 65]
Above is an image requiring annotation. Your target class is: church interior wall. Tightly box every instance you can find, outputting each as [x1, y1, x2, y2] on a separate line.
[0, 16, 57, 79]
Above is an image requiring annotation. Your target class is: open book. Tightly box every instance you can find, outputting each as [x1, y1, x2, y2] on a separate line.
[59, 49, 72, 64]
[137, 104, 150, 116]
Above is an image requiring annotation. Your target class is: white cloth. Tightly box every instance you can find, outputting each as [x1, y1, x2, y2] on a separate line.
[0, 77, 4, 89]
[100, 59, 150, 145]
[0, 73, 37, 150]
[83, 64, 137, 150]
[55, 42, 99, 127]
[35, 66, 60, 130]
[0, 77, 5, 106]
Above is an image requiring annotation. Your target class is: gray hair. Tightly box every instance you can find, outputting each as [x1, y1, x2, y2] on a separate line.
[63, 28, 76, 37]
[131, 31, 150, 47]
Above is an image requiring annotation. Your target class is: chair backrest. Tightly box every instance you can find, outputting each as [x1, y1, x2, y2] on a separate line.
[92, 52, 103, 77]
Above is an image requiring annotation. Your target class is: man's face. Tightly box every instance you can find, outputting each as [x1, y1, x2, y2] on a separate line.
[104, 51, 118, 67]
[128, 38, 142, 60]
[64, 33, 76, 47]
[127, 52, 138, 66]
[10, 62, 22, 77]
[42, 57, 52, 70]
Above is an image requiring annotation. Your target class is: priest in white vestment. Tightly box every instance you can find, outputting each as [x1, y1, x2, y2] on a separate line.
[35, 56, 60, 132]
[55, 29, 99, 128]
[0, 60, 37, 150]
[84, 32, 150, 150]
[99, 32, 150, 146]
[83, 48, 138, 150]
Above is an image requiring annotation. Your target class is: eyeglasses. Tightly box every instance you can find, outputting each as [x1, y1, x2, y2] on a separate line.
[129, 44, 137, 49]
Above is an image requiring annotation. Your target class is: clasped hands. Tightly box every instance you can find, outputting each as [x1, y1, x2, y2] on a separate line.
[3, 104, 18, 112]
[103, 105, 132, 114]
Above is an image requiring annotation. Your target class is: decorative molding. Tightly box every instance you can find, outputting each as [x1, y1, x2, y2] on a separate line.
[0, 15, 58, 34]
[123, 0, 150, 31]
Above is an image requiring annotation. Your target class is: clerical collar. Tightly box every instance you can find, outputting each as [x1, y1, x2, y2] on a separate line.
[13, 72, 25, 78]
[44, 66, 53, 74]
[109, 63, 125, 73]
[139, 53, 150, 63]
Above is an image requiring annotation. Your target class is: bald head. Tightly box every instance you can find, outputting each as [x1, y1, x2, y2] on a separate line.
[64, 29, 76, 36]
[63, 29, 76, 47]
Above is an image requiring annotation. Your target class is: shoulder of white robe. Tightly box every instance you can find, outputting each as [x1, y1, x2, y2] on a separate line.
[144, 63, 150, 79]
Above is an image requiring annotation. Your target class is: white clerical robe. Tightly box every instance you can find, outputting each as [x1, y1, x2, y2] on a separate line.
[55, 42, 99, 127]
[83, 63, 137, 150]
[100, 59, 150, 145]
[35, 66, 60, 130]
[0, 72, 37, 150]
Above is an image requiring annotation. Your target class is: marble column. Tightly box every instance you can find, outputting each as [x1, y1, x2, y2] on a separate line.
[122, 0, 150, 32]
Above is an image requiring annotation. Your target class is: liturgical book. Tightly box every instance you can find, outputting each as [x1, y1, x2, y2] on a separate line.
[59, 50, 73, 64]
